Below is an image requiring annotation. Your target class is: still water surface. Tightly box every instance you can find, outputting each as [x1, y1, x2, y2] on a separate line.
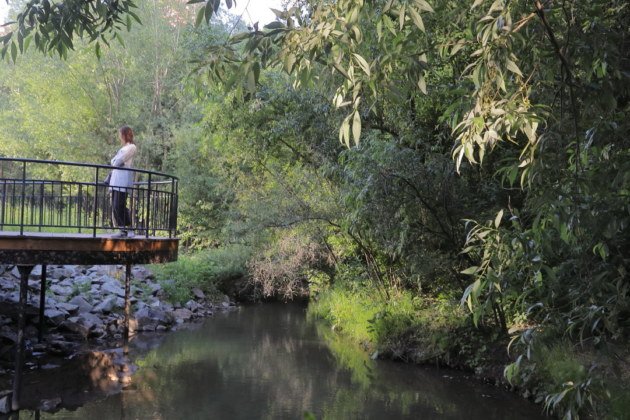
[35, 303, 544, 419]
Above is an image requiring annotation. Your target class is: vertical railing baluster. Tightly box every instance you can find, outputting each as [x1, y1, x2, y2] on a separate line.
[19, 161, 26, 235]
[78, 184, 82, 233]
[39, 182, 44, 232]
[146, 173, 152, 238]
[174, 180, 178, 236]
[93, 167, 99, 238]
[1, 178, 6, 230]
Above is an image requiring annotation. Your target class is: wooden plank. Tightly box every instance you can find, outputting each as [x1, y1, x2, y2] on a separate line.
[0, 234, 178, 265]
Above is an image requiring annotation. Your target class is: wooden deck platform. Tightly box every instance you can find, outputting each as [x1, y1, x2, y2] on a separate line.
[0, 232, 178, 265]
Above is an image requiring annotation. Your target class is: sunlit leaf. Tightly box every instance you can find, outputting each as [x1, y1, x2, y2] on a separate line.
[352, 110, 362, 144]
[505, 58, 523, 77]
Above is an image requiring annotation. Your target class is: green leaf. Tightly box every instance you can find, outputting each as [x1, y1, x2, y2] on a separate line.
[414, 0, 434, 13]
[461, 266, 480, 275]
[399, 4, 406, 30]
[195, 6, 206, 27]
[494, 209, 504, 228]
[408, 7, 425, 32]
[352, 53, 370, 76]
[505, 58, 523, 77]
[352, 110, 362, 144]
[284, 53, 296, 72]
[417, 74, 427, 94]
[204, 2, 213, 23]
[10, 41, 17, 62]
[246, 69, 256, 93]
[341, 114, 352, 146]
[451, 39, 465, 56]
[265, 22, 285, 30]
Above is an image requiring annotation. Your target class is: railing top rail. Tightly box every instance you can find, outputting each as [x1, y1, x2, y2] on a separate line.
[0, 157, 178, 180]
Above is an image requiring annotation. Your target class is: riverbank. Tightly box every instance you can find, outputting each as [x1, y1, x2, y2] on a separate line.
[0, 264, 236, 412]
[308, 286, 630, 419]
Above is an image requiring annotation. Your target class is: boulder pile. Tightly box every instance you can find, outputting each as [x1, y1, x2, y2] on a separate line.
[0, 264, 235, 370]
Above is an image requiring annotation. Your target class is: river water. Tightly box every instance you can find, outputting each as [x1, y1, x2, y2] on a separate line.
[25, 303, 544, 419]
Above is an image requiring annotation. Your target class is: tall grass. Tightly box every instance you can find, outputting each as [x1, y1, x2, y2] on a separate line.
[150, 245, 251, 303]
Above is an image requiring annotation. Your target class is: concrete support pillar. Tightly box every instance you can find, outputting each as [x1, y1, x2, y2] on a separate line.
[12, 265, 34, 411]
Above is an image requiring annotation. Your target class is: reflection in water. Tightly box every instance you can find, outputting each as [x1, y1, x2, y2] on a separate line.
[27, 303, 544, 419]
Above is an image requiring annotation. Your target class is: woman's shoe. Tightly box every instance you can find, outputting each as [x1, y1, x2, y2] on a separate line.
[111, 230, 128, 238]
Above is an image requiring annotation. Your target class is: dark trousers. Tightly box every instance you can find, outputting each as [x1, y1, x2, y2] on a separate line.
[112, 190, 131, 228]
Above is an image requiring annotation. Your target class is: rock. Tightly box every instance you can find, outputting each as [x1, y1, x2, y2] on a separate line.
[59, 279, 75, 288]
[25, 325, 39, 339]
[90, 326, 106, 338]
[134, 306, 150, 319]
[73, 275, 92, 286]
[185, 300, 201, 312]
[75, 313, 104, 330]
[173, 308, 192, 322]
[56, 302, 79, 313]
[156, 325, 167, 332]
[132, 266, 154, 281]
[92, 297, 118, 314]
[159, 301, 174, 312]
[0, 278, 15, 291]
[101, 280, 126, 298]
[0, 390, 11, 414]
[44, 309, 68, 325]
[68, 313, 103, 331]
[50, 284, 73, 297]
[0, 327, 17, 343]
[222, 301, 230, 308]
[192, 288, 205, 300]
[50, 267, 74, 280]
[29, 265, 43, 279]
[147, 282, 162, 296]
[134, 306, 171, 330]
[48, 340, 76, 355]
[134, 301, 147, 313]
[3, 292, 19, 303]
[28, 279, 41, 290]
[60, 319, 89, 339]
[69, 296, 93, 313]
[89, 275, 105, 285]
[39, 397, 62, 411]
[135, 317, 158, 332]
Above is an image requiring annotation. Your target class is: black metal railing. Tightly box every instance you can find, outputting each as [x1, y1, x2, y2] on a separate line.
[0, 157, 178, 238]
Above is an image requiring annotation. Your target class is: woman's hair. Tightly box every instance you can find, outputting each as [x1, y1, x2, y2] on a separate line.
[119, 126, 135, 144]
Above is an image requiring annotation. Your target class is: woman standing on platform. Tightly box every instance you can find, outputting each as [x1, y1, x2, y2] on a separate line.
[110, 125, 137, 238]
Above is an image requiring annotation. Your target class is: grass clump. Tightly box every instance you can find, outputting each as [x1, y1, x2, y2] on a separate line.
[308, 286, 468, 363]
[151, 244, 250, 304]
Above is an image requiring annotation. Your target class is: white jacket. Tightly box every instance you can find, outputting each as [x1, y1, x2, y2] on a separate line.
[109, 143, 137, 191]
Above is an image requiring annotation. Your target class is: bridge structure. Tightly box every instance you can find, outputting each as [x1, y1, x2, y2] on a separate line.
[0, 157, 179, 411]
